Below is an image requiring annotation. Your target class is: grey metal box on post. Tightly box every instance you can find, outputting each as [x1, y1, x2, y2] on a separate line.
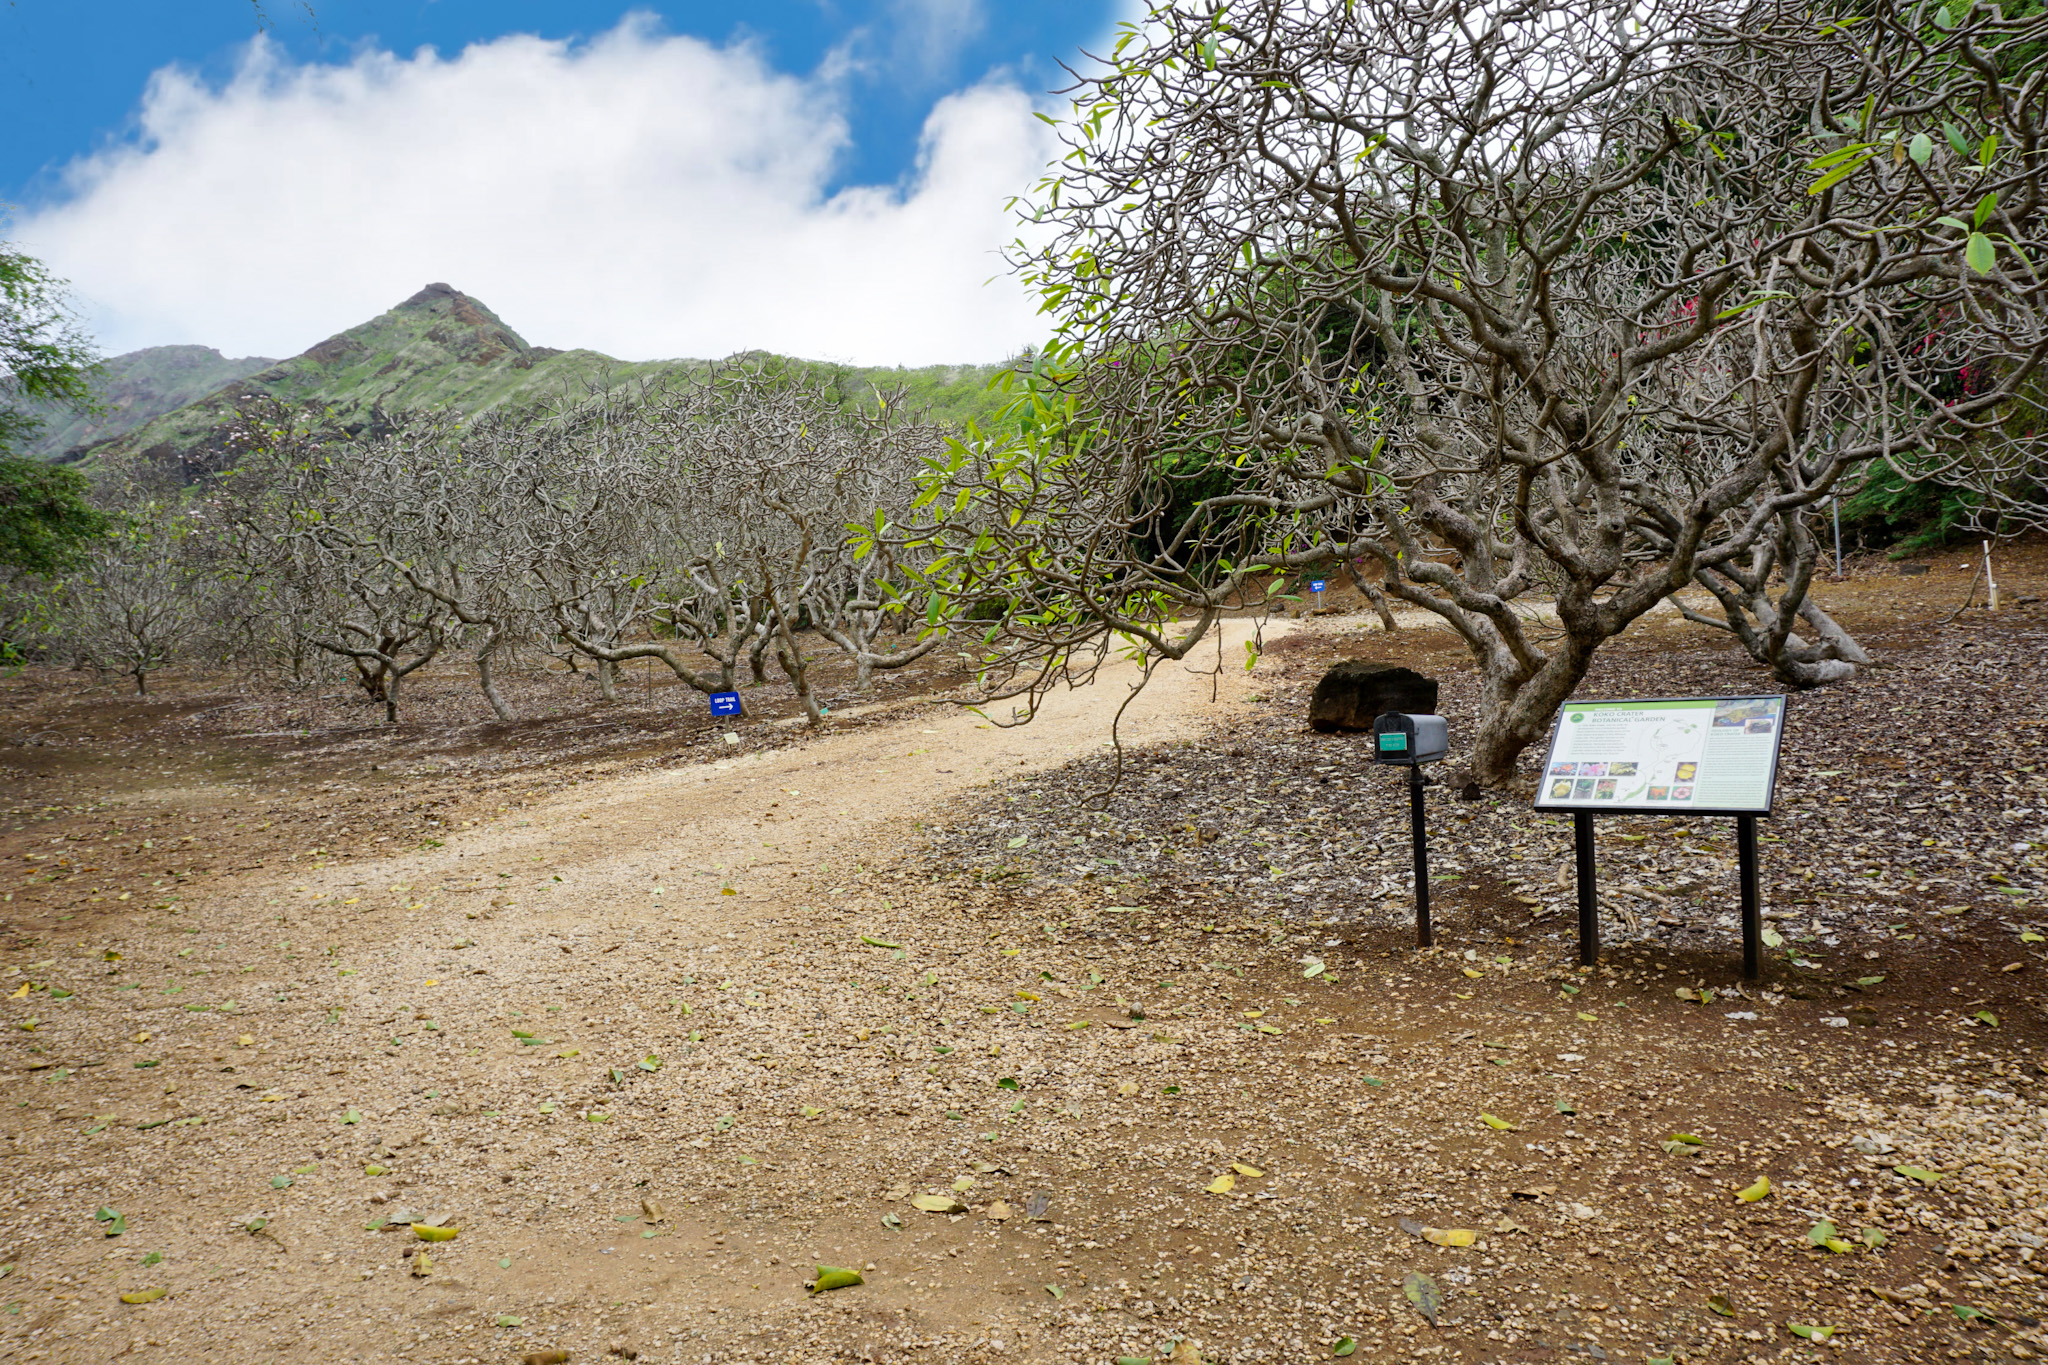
[1370, 712, 1448, 765]
[1370, 711, 1448, 948]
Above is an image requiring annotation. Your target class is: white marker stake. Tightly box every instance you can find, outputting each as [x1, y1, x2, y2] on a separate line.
[1985, 539, 1999, 613]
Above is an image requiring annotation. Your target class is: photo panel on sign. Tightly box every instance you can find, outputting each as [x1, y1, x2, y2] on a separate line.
[1531, 695, 1786, 816]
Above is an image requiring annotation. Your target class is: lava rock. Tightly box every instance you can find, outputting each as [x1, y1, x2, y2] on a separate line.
[1308, 661, 1439, 733]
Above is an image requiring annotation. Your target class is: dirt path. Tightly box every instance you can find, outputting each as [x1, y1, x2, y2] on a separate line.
[0, 622, 1287, 1365]
[451, 617, 1287, 911]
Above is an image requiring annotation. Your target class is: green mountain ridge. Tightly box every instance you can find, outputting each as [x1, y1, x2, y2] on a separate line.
[59, 283, 1015, 471]
[22, 344, 278, 461]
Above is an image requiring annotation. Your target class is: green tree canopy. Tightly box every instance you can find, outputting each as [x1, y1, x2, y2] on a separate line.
[0, 238, 109, 571]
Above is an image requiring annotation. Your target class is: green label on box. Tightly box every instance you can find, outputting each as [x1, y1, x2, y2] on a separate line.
[1379, 733, 1407, 751]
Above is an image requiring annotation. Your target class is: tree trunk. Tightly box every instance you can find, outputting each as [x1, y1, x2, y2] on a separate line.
[1342, 559, 1398, 631]
[596, 657, 617, 701]
[477, 637, 515, 721]
[1681, 515, 1874, 689]
[774, 631, 823, 726]
[354, 657, 389, 702]
[1462, 634, 1597, 789]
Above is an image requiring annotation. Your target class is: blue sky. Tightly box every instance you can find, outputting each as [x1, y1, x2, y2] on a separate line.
[1, 1, 1126, 364]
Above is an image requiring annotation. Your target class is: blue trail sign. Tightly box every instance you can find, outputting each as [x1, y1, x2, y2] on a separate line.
[709, 691, 744, 717]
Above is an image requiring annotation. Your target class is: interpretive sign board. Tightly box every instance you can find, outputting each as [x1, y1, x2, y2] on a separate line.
[1531, 695, 1786, 817]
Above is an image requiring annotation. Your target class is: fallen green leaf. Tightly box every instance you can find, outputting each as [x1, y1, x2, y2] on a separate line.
[1333, 1338, 1357, 1358]
[1736, 1175, 1771, 1203]
[1708, 1293, 1735, 1317]
[1893, 1164, 1944, 1185]
[809, 1265, 864, 1294]
[95, 1207, 127, 1237]
[1787, 1323, 1835, 1342]
[859, 935, 902, 949]
[1402, 1270, 1443, 1325]
[1479, 1113, 1515, 1131]
[119, 1287, 166, 1304]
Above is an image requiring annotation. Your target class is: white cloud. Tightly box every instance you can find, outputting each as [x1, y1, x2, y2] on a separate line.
[15, 14, 1060, 365]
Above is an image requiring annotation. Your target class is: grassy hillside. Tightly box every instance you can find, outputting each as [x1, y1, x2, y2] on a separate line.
[24, 344, 277, 461]
[76, 284, 1019, 472]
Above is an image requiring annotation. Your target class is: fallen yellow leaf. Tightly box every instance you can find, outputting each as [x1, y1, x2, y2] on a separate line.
[1736, 1175, 1772, 1203]
[1205, 1173, 1236, 1195]
[1423, 1227, 1477, 1248]
[1230, 1162, 1265, 1178]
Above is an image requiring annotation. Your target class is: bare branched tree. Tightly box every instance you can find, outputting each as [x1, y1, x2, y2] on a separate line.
[54, 459, 211, 695]
[915, 0, 2048, 786]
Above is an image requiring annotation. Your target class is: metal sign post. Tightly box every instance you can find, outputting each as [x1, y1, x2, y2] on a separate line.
[1573, 811, 1598, 967]
[1737, 814, 1763, 980]
[1533, 695, 1786, 978]
[1373, 712, 1450, 948]
[1409, 764, 1433, 948]
[1309, 577, 1327, 610]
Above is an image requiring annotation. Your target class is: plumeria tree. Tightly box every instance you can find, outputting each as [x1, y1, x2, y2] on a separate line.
[908, 0, 2048, 786]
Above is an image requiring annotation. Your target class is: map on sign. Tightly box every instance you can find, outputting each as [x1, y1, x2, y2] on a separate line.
[1531, 695, 1786, 815]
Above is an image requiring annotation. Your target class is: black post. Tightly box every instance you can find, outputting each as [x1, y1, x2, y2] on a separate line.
[1737, 814, 1762, 981]
[1574, 811, 1598, 967]
[1409, 763, 1433, 948]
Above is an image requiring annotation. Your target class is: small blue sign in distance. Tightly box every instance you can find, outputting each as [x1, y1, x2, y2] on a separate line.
[1309, 579, 1327, 592]
[709, 691, 743, 717]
